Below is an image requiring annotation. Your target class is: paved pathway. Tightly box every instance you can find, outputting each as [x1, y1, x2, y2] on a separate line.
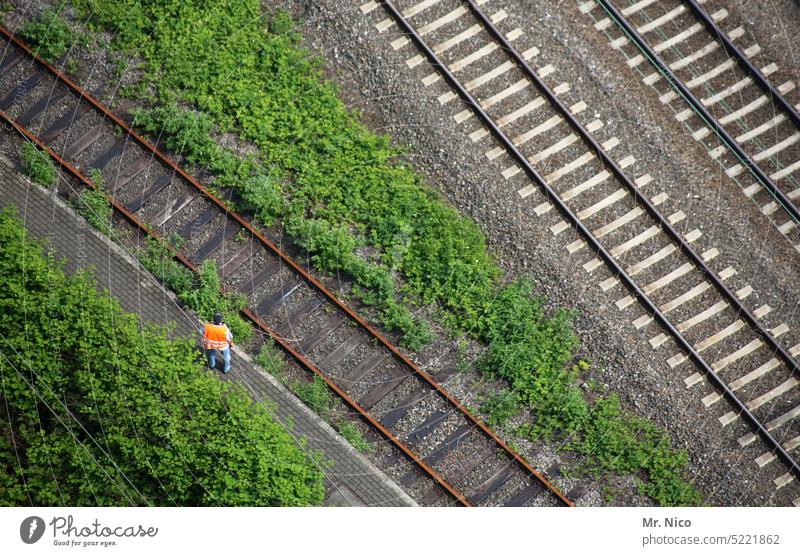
[0, 154, 415, 507]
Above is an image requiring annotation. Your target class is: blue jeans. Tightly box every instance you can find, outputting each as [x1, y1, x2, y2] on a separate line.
[206, 347, 231, 373]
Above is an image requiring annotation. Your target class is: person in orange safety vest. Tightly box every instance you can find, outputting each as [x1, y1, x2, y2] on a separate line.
[202, 312, 233, 373]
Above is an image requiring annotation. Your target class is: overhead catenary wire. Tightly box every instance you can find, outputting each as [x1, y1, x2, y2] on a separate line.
[0, 25, 571, 506]
[0, 333, 149, 506]
[378, 0, 800, 485]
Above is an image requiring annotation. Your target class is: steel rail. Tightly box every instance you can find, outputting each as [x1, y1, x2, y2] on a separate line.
[378, 0, 800, 481]
[681, 0, 800, 131]
[0, 27, 572, 505]
[0, 108, 471, 507]
[594, 0, 800, 226]
[462, 0, 800, 383]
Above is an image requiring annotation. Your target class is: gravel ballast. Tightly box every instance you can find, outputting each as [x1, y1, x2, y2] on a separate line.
[4, 0, 800, 505]
[273, 0, 800, 506]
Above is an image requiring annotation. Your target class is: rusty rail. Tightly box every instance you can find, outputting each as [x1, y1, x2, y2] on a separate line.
[0, 25, 572, 505]
[0, 107, 471, 507]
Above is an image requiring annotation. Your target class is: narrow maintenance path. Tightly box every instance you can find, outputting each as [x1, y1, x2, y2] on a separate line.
[0, 153, 415, 507]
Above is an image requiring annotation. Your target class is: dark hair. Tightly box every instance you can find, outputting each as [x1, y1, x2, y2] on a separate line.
[213, 312, 222, 325]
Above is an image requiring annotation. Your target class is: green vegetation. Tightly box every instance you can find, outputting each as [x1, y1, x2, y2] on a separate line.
[252, 339, 286, 377]
[69, 161, 124, 242]
[20, 142, 56, 186]
[137, 237, 193, 294]
[0, 206, 323, 505]
[481, 303, 698, 504]
[62, 0, 701, 504]
[254, 343, 373, 454]
[568, 396, 700, 505]
[75, 188, 112, 233]
[477, 282, 700, 505]
[178, 260, 251, 342]
[290, 376, 333, 415]
[288, 376, 374, 455]
[480, 390, 519, 428]
[88, 167, 104, 187]
[136, 239, 251, 343]
[335, 421, 372, 454]
[18, 8, 77, 62]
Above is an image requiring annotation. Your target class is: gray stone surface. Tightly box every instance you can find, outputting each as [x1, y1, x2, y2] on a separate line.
[0, 154, 415, 507]
[266, 0, 800, 506]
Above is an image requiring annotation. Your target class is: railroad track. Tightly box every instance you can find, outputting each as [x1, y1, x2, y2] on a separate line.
[0, 25, 574, 507]
[362, 0, 800, 504]
[582, 0, 800, 252]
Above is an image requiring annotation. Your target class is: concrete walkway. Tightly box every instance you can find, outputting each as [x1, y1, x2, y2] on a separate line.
[0, 154, 415, 507]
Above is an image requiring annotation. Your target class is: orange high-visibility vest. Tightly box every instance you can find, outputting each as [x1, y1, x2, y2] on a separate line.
[203, 323, 230, 350]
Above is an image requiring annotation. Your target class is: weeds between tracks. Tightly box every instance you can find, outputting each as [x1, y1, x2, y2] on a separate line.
[10, 1, 702, 504]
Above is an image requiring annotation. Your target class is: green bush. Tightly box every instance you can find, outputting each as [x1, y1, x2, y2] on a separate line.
[136, 242, 250, 344]
[567, 396, 702, 506]
[137, 238, 194, 295]
[20, 142, 56, 186]
[131, 105, 242, 180]
[0, 206, 324, 505]
[18, 8, 76, 62]
[67, 0, 701, 505]
[178, 260, 252, 343]
[290, 376, 333, 415]
[89, 167, 104, 187]
[75, 188, 112, 234]
[480, 390, 519, 428]
[239, 174, 287, 227]
[335, 421, 372, 454]
[382, 301, 433, 351]
[253, 339, 286, 376]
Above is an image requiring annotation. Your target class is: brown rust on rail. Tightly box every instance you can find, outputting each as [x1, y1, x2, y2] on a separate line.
[0, 25, 571, 506]
[0, 107, 471, 507]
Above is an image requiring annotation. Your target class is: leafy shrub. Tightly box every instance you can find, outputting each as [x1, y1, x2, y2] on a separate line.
[567, 396, 702, 506]
[480, 390, 519, 428]
[20, 142, 56, 186]
[137, 237, 193, 294]
[18, 8, 76, 62]
[479, 280, 578, 377]
[178, 260, 252, 343]
[0, 206, 324, 505]
[238, 174, 287, 227]
[253, 339, 286, 376]
[477, 282, 700, 504]
[75, 188, 112, 234]
[89, 167, 104, 187]
[290, 376, 333, 415]
[131, 105, 239, 179]
[336, 421, 372, 454]
[382, 301, 433, 351]
[136, 240, 250, 343]
[285, 214, 359, 275]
